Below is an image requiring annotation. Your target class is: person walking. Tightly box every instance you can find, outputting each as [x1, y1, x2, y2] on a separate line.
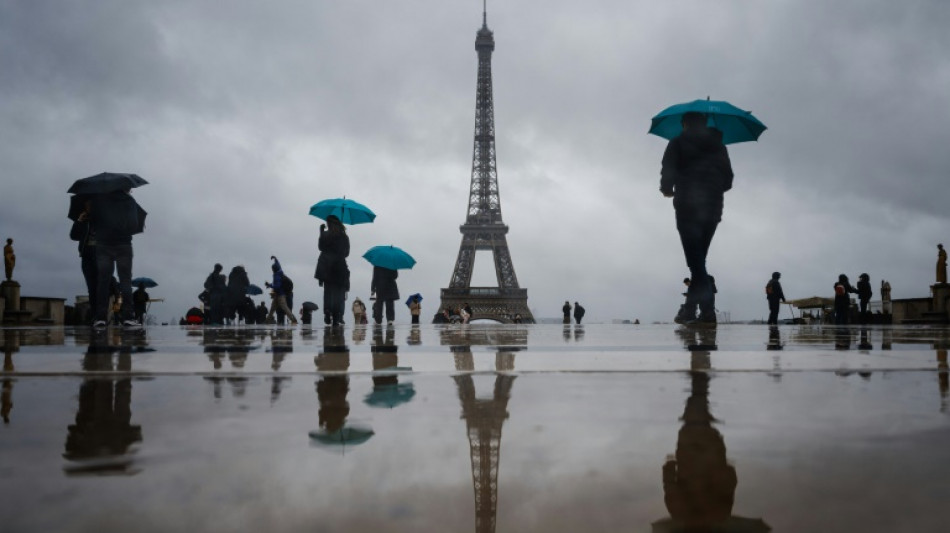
[573, 302, 586, 324]
[315, 215, 350, 327]
[265, 256, 297, 325]
[562, 301, 572, 324]
[938, 244, 947, 284]
[765, 272, 786, 325]
[833, 274, 857, 325]
[132, 283, 150, 324]
[856, 273, 873, 323]
[89, 188, 144, 328]
[408, 296, 422, 325]
[660, 112, 734, 325]
[204, 264, 227, 325]
[371, 266, 399, 325]
[69, 201, 98, 324]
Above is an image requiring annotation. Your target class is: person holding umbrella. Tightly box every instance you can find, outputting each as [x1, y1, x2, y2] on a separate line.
[315, 215, 350, 327]
[660, 111, 734, 325]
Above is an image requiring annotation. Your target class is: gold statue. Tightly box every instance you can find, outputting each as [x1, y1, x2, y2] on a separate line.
[3, 238, 14, 281]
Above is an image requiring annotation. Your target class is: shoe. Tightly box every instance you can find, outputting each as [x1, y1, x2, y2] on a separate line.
[93, 320, 107, 329]
[387, 321, 393, 326]
[686, 314, 717, 327]
[122, 319, 143, 328]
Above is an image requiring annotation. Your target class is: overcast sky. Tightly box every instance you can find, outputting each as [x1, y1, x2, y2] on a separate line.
[2, 0, 949, 324]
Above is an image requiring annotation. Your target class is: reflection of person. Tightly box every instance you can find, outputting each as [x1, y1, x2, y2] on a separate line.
[562, 301, 571, 324]
[315, 215, 350, 326]
[661, 112, 734, 325]
[371, 266, 399, 325]
[765, 272, 786, 325]
[3, 238, 14, 281]
[937, 244, 947, 284]
[316, 328, 351, 433]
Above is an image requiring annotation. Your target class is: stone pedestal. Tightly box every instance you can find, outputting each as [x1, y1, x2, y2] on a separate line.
[933, 283, 950, 314]
[0, 281, 19, 312]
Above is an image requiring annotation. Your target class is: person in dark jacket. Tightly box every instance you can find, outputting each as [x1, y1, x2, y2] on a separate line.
[132, 283, 149, 324]
[573, 302, 586, 324]
[89, 189, 145, 328]
[70, 197, 98, 324]
[225, 265, 250, 324]
[661, 113, 734, 325]
[265, 257, 297, 325]
[371, 266, 400, 325]
[833, 274, 857, 325]
[562, 301, 572, 324]
[766, 272, 786, 325]
[856, 273, 873, 323]
[204, 264, 227, 325]
[315, 215, 350, 326]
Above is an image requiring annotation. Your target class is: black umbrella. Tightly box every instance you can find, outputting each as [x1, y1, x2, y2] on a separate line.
[302, 301, 319, 311]
[68, 172, 148, 195]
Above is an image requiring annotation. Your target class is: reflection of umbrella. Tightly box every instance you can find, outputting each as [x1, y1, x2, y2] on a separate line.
[302, 301, 319, 311]
[405, 293, 423, 306]
[246, 284, 263, 295]
[363, 245, 416, 270]
[309, 198, 376, 225]
[131, 277, 158, 288]
[308, 425, 375, 448]
[649, 98, 767, 145]
[365, 382, 416, 408]
[68, 172, 149, 195]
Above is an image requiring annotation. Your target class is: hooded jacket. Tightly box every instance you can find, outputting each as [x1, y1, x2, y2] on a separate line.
[660, 127, 734, 212]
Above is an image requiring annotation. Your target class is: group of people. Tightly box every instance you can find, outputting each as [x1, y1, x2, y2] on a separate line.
[434, 303, 474, 324]
[562, 301, 585, 324]
[199, 262, 292, 326]
[765, 271, 877, 326]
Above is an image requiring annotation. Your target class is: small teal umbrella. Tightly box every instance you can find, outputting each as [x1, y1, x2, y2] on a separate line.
[309, 198, 376, 225]
[365, 382, 416, 408]
[649, 98, 767, 145]
[131, 277, 157, 288]
[308, 425, 375, 449]
[363, 245, 416, 270]
[246, 284, 263, 295]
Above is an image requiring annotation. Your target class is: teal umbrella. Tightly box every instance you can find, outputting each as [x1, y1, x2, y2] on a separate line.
[308, 198, 376, 225]
[308, 426, 375, 448]
[131, 277, 157, 288]
[246, 284, 263, 295]
[365, 382, 416, 408]
[363, 245, 416, 270]
[649, 98, 767, 145]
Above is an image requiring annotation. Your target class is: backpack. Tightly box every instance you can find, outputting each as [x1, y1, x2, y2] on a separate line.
[765, 281, 774, 295]
[282, 274, 294, 293]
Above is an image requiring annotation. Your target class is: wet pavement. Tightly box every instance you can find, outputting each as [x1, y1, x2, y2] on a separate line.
[1, 324, 948, 532]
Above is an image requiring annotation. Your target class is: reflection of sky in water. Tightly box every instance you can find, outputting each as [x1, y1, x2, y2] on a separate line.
[0, 325, 948, 531]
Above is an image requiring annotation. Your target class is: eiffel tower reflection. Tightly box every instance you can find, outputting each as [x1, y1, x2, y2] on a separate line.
[444, 327, 526, 533]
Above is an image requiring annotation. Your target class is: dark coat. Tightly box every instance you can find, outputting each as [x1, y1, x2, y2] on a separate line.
[227, 266, 250, 303]
[89, 191, 144, 246]
[834, 278, 857, 311]
[573, 304, 586, 320]
[371, 266, 399, 301]
[316, 228, 350, 287]
[766, 279, 785, 302]
[660, 127, 734, 214]
[856, 280, 872, 302]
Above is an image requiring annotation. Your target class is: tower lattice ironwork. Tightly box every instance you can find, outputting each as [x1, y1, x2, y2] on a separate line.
[440, 5, 534, 324]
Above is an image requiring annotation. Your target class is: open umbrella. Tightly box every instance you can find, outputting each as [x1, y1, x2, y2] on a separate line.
[649, 98, 767, 145]
[308, 425, 375, 451]
[246, 284, 263, 295]
[302, 301, 319, 311]
[131, 277, 158, 288]
[405, 293, 423, 306]
[308, 198, 375, 225]
[363, 245, 416, 270]
[68, 172, 149, 195]
[365, 382, 416, 409]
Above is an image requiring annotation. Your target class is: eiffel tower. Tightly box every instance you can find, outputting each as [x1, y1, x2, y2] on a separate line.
[440, 3, 534, 324]
[454, 372, 516, 533]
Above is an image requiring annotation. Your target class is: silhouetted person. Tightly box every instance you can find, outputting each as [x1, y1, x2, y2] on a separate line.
[70, 202, 99, 324]
[562, 301, 571, 324]
[132, 283, 149, 324]
[315, 215, 350, 326]
[371, 266, 399, 325]
[765, 272, 786, 325]
[265, 256, 297, 325]
[833, 274, 857, 325]
[661, 112, 734, 325]
[938, 244, 947, 284]
[300, 306, 313, 325]
[573, 301, 585, 324]
[225, 265, 250, 324]
[408, 295, 422, 325]
[256, 302, 268, 324]
[856, 273, 873, 323]
[89, 189, 145, 328]
[204, 263, 227, 325]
